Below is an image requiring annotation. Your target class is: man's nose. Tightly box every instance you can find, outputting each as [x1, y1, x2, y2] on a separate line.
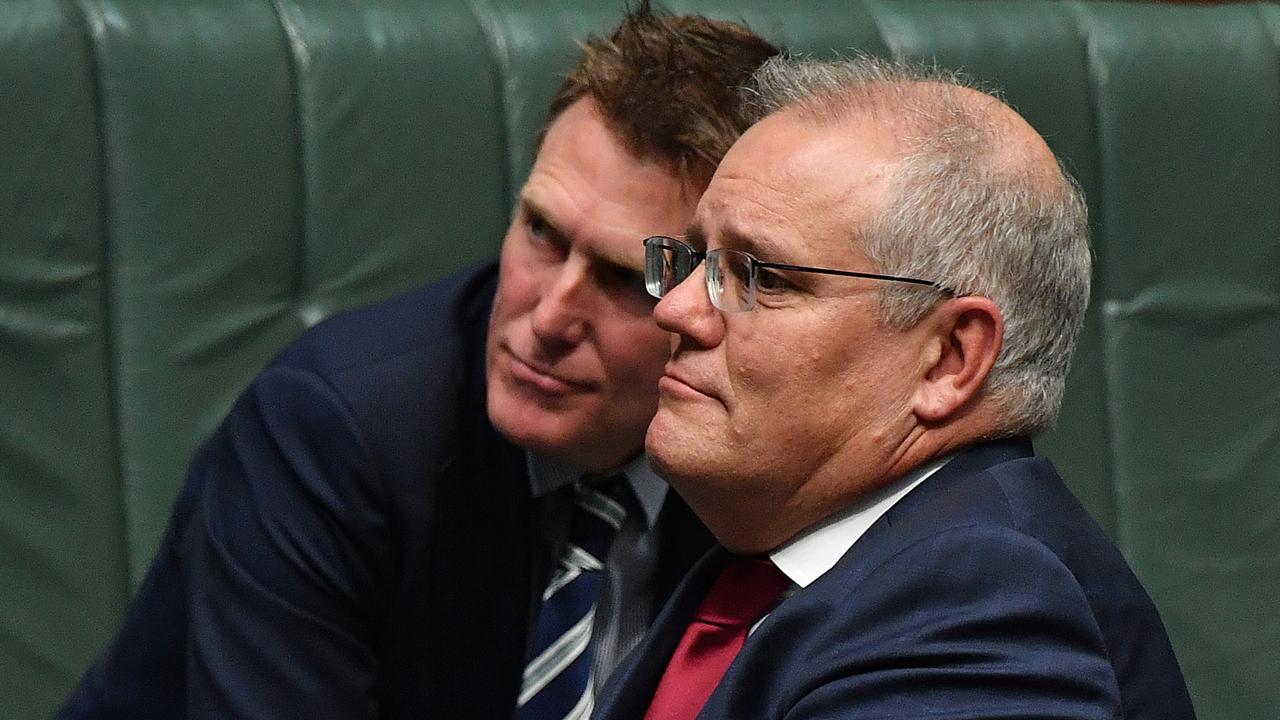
[530, 259, 591, 347]
[653, 263, 723, 348]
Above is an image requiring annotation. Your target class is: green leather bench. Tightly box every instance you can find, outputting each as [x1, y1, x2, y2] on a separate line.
[3, 1, 1277, 717]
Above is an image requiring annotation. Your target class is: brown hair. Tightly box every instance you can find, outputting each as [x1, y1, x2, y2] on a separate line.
[545, 1, 779, 180]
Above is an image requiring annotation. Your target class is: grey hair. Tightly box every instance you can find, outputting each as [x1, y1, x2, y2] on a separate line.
[742, 54, 1092, 436]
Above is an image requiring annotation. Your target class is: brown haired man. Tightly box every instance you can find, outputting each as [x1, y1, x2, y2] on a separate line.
[57, 6, 777, 719]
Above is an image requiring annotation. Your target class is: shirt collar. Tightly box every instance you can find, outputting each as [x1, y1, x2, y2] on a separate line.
[527, 451, 668, 529]
[769, 454, 954, 588]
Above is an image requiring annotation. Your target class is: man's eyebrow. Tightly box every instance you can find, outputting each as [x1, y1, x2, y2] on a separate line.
[719, 225, 772, 260]
[685, 221, 774, 260]
[683, 225, 708, 251]
[518, 192, 551, 225]
[595, 245, 642, 272]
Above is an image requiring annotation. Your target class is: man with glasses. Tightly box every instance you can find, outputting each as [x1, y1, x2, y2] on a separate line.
[593, 55, 1194, 720]
[59, 7, 777, 720]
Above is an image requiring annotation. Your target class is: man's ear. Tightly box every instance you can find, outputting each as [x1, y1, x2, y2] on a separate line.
[912, 296, 1003, 423]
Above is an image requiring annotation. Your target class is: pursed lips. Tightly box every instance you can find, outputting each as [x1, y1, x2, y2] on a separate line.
[503, 344, 595, 394]
[659, 364, 719, 402]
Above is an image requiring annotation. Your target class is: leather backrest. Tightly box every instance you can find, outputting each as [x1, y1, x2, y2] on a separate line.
[2, 2, 1275, 717]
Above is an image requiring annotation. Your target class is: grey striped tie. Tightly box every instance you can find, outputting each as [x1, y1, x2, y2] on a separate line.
[516, 478, 628, 720]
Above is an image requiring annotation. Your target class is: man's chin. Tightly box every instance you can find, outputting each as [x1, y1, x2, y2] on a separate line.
[487, 393, 594, 466]
[489, 398, 569, 452]
[644, 416, 698, 483]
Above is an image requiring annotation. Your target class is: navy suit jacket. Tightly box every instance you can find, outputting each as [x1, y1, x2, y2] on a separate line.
[60, 263, 711, 719]
[594, 438, 1196, 720]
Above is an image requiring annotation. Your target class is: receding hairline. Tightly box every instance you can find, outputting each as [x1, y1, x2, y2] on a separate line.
[765, 77, 1061, 186]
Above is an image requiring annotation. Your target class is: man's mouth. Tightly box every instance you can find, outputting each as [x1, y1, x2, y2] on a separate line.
[504, 346, 593, 395]
[658, 365, 717, 401]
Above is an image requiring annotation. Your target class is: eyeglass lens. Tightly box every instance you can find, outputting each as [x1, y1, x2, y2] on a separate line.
[708, 249, 757, 312]
[645, 240, 695, 299]
[644, 237, 763, 312]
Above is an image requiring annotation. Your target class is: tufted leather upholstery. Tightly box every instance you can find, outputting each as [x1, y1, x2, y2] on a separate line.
[2, 1, 1276, 718]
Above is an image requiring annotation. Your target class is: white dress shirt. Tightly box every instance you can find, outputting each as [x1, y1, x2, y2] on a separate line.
[770, 454, 953, 589]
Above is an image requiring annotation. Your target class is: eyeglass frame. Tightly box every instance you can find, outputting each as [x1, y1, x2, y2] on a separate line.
[643, 235, 957, 312]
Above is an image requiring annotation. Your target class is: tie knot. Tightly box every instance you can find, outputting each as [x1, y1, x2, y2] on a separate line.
[573, 474, 630, 527]
[695, 557, 790, 627]
[565, 475, 631, 570]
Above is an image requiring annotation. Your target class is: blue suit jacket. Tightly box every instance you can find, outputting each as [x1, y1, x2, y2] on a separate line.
[60, 264, 711, 719]
[594, 439, 1196, 720]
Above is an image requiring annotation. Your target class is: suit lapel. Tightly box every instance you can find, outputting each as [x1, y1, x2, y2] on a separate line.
[787, 437, 1037, 603]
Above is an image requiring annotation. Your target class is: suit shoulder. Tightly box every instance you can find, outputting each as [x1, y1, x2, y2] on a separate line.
[269, 263, 498, 380]
[733, 523, 1123, 719]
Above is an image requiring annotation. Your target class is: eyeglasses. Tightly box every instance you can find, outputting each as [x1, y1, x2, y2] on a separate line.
[643, 235, 955, 312]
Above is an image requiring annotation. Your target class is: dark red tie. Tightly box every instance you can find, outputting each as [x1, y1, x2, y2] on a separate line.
[643, 558, 791, 720]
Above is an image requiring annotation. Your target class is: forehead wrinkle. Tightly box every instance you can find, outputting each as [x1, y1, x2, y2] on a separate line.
[697, 111, 900, 269]
[697, 176, 805, 260]
[521, 173, 645, 270]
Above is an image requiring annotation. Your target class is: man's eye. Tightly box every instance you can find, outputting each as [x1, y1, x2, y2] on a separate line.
[524, 213, 569, 258]
[528, 215, 549, 239]
[600, 265, 649, 295]
[755, 268, 792, 293]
